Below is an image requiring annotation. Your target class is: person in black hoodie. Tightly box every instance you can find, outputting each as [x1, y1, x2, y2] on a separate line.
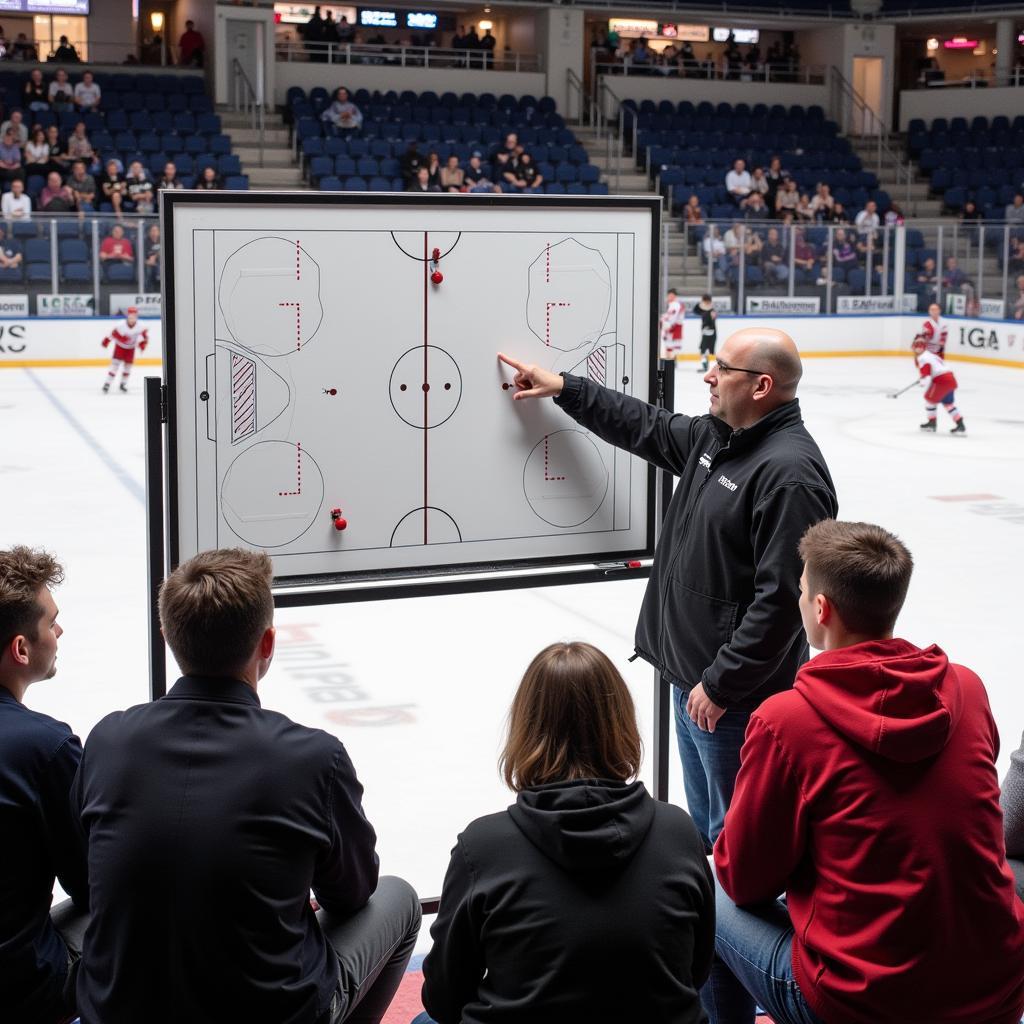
[498, 329, 837, 852]
[415, 641, 714, 1024]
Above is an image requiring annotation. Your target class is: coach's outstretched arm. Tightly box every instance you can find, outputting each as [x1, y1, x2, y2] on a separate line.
[497, 352, 696, 476]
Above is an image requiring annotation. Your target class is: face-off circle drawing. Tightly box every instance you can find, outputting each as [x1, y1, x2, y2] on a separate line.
[221, 440, 325, 548]
[523, 430, 609, 528]
[389, 345, 463, 428]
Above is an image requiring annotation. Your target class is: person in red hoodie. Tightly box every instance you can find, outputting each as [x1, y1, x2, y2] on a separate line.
[710, 519, 1024, 1024]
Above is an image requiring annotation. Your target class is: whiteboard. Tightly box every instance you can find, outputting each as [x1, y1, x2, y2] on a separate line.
[163, 193, 660, 587]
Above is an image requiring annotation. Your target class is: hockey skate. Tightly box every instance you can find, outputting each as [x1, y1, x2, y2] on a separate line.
[950, 419, 966, 435]
[920, 420, 936, 431]
[119, 382, 128, 393]
[102, 381, 110, 393]
[697, 358, 708, 373]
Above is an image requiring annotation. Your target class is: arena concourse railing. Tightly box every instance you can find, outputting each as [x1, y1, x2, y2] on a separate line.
[275, 40, 543, 73]
[592, 55, 828, 85]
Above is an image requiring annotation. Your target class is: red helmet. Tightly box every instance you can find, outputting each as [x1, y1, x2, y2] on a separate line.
[911, 335, 927, 353]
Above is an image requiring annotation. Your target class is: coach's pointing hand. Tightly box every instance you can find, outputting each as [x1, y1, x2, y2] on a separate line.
[498, 353, 564, 401]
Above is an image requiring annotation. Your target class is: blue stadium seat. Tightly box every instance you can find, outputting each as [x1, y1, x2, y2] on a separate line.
[319, 175, 343, 191]
[224, 175, 249, 190]
[343, 176, 368, 191]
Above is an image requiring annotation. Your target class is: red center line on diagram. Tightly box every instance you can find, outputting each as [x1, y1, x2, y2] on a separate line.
[279, 301, 302, 352]
[279, 442, 303, 496]
[423, 232, 430, 545]
[543, 435, 565, 481]
[545, 301, 570, 346]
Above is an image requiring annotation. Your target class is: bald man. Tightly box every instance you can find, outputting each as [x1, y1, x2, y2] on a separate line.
[499, 329, 837, 849]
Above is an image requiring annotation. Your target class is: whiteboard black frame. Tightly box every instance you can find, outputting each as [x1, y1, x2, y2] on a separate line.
[161, 191, 662, 591]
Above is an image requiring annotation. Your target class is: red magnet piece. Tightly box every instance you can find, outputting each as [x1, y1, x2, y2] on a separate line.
[432, 247, 441, 261]
[431, 270, 443, 285]
[331, 508, 347, 531]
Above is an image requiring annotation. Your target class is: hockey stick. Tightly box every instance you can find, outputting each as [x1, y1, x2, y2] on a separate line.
[886, 380, 921, 399]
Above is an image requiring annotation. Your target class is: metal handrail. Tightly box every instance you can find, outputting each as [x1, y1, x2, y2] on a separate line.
[231, 57, 265, 168]
[566, 67, 588, 127]
[595, 78, 627, 192]
[275, 40, 542, 73]
[593, 55, 828, 85]
[827, 66, 913, 210]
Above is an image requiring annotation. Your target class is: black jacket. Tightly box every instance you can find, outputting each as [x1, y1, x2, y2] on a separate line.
[556, 376, 837, 710]
[422, 779, 714, 1024]
[71, 676, 379, 1024]
[0, 686, 86, 1024]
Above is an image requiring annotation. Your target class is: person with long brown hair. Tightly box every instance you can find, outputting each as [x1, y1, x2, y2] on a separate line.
[416, 641, 714, 1024]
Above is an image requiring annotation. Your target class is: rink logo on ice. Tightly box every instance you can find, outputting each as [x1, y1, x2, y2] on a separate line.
[38, 293, 95, 317]
[718, 474, 738, 492]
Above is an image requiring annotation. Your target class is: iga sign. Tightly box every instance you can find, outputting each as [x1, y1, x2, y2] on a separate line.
[37, 293, 95, 317]
[746, 296, 820, 315]
[109, 292, 161, 316]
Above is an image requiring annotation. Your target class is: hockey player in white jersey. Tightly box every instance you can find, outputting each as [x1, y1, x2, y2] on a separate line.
[101, 306, 149, 393]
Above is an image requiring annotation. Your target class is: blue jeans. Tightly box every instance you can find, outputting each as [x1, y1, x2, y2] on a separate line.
[703, 879, 824, 1024]
[673, 685, 751, 851]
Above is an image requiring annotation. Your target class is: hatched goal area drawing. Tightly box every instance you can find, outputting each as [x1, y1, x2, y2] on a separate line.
[166, 196, 658, 582]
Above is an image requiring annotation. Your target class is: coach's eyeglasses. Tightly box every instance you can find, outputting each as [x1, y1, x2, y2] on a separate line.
[714, 358, 771, 377]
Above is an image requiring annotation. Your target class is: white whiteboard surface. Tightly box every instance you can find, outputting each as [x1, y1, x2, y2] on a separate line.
[164, 193, 658, 584]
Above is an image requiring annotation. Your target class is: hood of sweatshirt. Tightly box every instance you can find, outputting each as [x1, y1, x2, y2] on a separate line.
[507, 778, 654, 872]
[794, 638, 963, 764]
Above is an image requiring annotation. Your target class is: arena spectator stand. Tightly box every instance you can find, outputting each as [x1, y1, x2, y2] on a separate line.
[288, 87, 606, 195]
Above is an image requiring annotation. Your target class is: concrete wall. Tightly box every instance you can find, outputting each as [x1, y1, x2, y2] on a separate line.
[537, 8, 584, 121]
[597, 75, 830, 119]
[898, 85, 1024, 130]
[273, 62, 547, 105]
[88, 0, 136, 65]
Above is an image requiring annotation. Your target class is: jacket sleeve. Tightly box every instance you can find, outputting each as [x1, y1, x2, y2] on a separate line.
[421, 838, 485, 1024]
[311, 744, 380, 916]
[554, 373, 699, 476]
[714, 714, 809, 905]
[702, 480, 837, 707]
[1001, 729, 1024, 859]
[40, 733, 89, 909]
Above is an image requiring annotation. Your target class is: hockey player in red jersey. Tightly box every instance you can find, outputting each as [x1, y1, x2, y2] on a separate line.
[659, 287, 685, 359]
[101, 306, 148, 393]
[916, 302, 948, 357]
[912, 336, 965, 434]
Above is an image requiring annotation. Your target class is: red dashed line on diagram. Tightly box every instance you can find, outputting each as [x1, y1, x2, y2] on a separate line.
[295, 240, 301, 281]
[545, 242, 550, 283]
[545, 301, 570, 346]
[279, 301, 301, 351]
[279, 442, 303, 496]
[544, 435, 565, 481]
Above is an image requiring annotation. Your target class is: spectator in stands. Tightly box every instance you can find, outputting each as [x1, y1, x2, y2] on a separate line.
[1, 177, 30, 221]
[0, 109, 26, 148]
[1013, 275, 1024, 320]
[197, 165, 221, 190]
[704, 224, 728, 283]
[960, 198, 981, 225]
[490, 131, 518, 178]
[125, 159, 154, 214]
[763, 156, 787, 209]
[22, 125, 47, 173]
[0, 223, 22, 271]
[810, 183, 834, 222]
[67, 159, 96, 213]
[943, 255, 976, 311]
[744, 225, 762, 265]
[47, 68, 73, 111]
[854, 199, 880, 244]
[0, 127, 24, 184]
[39, 170, 73, 212]
[629, 36, 651, 74]
[916, 256, 938, 308]
[399, 141, 423, 185]
[439, 154, 463, 192]
[775, 178, 798, 218]
[65, 121, 96, 172]
[831, 228, 858, 274]
[43, 124, 68, 177]
[407, 165, 440, 193]
[884, 201, 905, 227]
[793, 193, 814, 224]
[51, 36, 79, 63]
[792, 229, 817, 277]
[156, 161, 183, 190]
[99, 158, 127, 218]
[23, 69, 47, 112]
[827, 200, 850, 225]
[336, 15, 355, 46]
[761, 226, 788, 283]
[179, 20, 205, 67]
[417, 642, 713, 1024]
[12, 33, 37, 62]
[424, 150, 442, 189]
[144, 223, 161, 290]
[1005, 193, 1024, 224]
[742, 192, 769, 220]
[711, 519, 1024, 1024]
[480, 26, 496, 68]
[725, 158, 751, 206]
[724, 37, 743, 79]
[463, 151, 500, 193]
[321, 87, 362, 135]
[302, 6, 327, 62]
[723, 221, 745, 271]
[100, 223, 134, 266]
[684, 193, 704, 225]
[73, 70, 100, 112]
[1007, 236, 1024, 276]
[745, 166, 769, 205]
[515, 151, 543, 193]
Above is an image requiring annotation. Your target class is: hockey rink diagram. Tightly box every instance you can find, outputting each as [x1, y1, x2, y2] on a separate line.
[167, 199, 657, 578]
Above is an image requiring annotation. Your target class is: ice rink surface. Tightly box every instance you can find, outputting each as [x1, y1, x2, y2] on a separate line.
[3, 350, 1024, 915]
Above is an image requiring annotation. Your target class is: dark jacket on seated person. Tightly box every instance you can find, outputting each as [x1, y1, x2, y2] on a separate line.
[0, 686, 87, 1024]
[422, 777, 714, 1024]
[72, 675, 379, 1024]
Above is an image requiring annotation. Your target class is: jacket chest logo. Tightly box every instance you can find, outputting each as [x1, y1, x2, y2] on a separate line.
[717, 474, 738, 492]
[699, 452, 713, 470]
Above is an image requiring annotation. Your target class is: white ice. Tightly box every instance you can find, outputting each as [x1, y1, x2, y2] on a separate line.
[3, 352, 1023, 927]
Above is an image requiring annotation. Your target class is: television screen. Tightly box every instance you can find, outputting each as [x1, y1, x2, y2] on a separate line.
[22, 0, 91, 12]
[406, 11, 437, 29]
[359, 8, 397, 27]
[713, 27, 759, 44]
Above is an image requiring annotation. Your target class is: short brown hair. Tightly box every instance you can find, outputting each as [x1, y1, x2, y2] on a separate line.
[0, 546, 63, 651]
[159, 549, 273, 676]
[799, 521, 913, 636]
[500, 642, 642, 791]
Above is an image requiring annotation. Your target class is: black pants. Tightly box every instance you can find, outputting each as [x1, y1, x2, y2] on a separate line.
[700, 332, 717, 356]
[1010, 857, 1024, 901]
[50, 898, 89, 1023]
[321, 875, 422, 1024]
